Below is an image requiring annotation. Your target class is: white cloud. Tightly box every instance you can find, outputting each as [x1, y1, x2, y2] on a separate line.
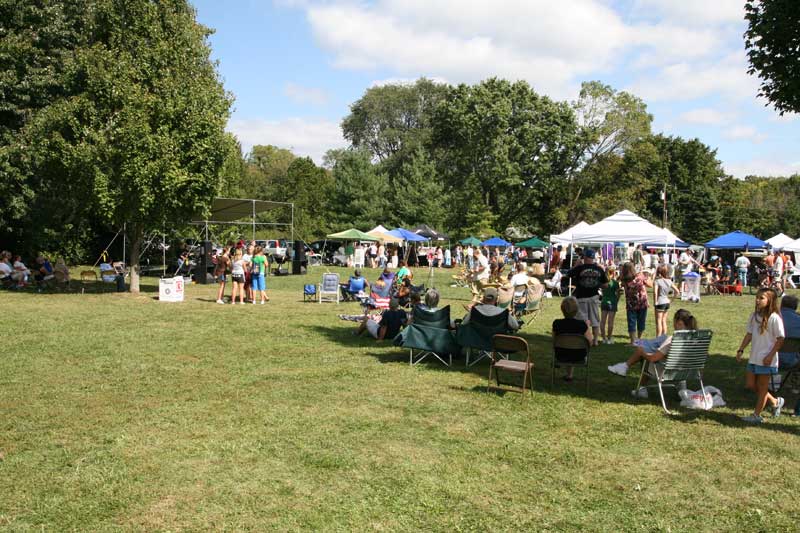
[626, 52, 760, 102]
[228, 117, 347, 164]
[283, 82, 330, 106]
[722, 125, 767, 144]
[725, 159, 800, 179]
[678, 108, 736, 126]
[306, 0, 630, 99]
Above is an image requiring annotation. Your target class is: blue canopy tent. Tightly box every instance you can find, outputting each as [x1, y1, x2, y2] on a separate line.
[388, 228, 428, 242]
[705, 231, 767, 250]
[481, 237, 511, 247]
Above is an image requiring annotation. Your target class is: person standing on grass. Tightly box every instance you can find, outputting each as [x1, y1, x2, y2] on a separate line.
[735, 252, 751, 287]
[654, 264, 681, 338]
[250, 246, 269, 304]
[600, 265, 620, 344]
[243, 244, 254, 303]
[620, 261, 652, 345]
[215, 247, 230, 304]
[230, 249, 247, 305]
[736, 288, 785, 424]
[566, 249, 608, 346]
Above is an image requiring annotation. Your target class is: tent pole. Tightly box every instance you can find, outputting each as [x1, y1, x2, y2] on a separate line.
[162, 229, 166, 278]
[568, 241, 573, 296]
[122, 223, 126, 266]
[252, 200, 256, 243]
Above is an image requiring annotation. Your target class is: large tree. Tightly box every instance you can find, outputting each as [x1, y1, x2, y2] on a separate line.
[432, 78, 582, 236]
[324, 148, 389, 230]
[745, 0, 800, 114]
[1, 0, 232, 291]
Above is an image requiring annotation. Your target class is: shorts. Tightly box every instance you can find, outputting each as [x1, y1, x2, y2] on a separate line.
[217, 273, 227, 282]
[747, 363, 778, 375]
[576, 296, 601, 327]
[366, 317, 381, 338]
[252, 274, 266, 291]
[654, 303, 670, 312]
[232, 274, 245, 283]
[601, 301, 618, 313]
[626, 308, 647, 333]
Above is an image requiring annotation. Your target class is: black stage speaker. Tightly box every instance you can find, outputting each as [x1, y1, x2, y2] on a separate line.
[292, 240, 305, 275]
[196, 240, 213, 284]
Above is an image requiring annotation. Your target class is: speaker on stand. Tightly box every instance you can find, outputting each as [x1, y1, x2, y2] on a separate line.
[195, 241, 213, 284]
[292, 240, 306, 275]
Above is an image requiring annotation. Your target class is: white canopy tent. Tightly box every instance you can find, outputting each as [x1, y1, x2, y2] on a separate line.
[550, 221, 591, 244]
[571, 210, 674, 244]
[781, 237, 800, 252]
[369, 224, 391, 234]
[766, 233, 794, 250]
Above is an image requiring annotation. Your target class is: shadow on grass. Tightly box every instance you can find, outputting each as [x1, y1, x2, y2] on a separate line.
[669, 409, 800, 436]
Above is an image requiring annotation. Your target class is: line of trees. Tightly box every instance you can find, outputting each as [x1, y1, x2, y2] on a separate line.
[2, 2, 799, 292]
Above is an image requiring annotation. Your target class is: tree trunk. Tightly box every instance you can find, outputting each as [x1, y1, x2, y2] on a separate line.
[129, 225, 143, 293]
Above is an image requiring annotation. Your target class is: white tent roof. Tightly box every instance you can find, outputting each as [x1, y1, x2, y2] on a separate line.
[550, 221, 591, 244]
[766, 233, 794, 250]
[369, 224, 390, 234]
[571, 210, 673, 244]
[781, 237, 800, 252]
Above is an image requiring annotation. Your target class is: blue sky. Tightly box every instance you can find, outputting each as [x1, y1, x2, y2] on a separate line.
[192, 0, 800, 178]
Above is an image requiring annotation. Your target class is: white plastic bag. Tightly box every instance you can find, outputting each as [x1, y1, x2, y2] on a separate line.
[679, 385, 725, 410]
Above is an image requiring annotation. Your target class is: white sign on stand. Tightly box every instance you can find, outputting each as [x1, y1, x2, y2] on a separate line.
[159, 276, 185, 302]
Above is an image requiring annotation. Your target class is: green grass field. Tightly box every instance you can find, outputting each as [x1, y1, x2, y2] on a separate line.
[2, 266, 798, 531]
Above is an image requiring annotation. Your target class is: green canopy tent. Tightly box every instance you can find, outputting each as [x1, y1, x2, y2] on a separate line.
[515, 236, 549, 248]
[326, 229, 380, 241]
[459, 236, 482, 246]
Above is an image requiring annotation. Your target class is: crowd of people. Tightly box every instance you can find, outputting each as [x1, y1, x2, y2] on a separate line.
[212, 241, 270, 304]
[0, 250, 68, 290]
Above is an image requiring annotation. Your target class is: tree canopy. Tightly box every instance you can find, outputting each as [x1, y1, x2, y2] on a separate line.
[745, 0, 800, 114]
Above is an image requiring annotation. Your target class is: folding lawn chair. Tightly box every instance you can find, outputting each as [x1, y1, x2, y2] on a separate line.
[771, 337, 800, 395]
[396, 305, 458, 367]
[513, 283, 545, 325]
[552, 334, 591, 392]
[318, 272, 340, 303]
[634, 329, 713, 414]
[303, 283, 317, 302]
[488, 334, 533, 397]
[456, 307, 513, 367]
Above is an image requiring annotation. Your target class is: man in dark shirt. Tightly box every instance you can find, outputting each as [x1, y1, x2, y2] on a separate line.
[566, 248, 608, 345]
[356, 298, 407, 340]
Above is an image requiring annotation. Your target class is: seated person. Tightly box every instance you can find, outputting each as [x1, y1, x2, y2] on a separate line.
[396, 261, 412, 285]
[0, 251, 13, 286]
[461, 287, 519, 331]
[607, 309, 697, 398]
[553, 296, 593, 381]
[378, 267, 395, 287]
[12, 255, 31, 285]
[419, 288, 440, 311]
[779, 295, 800, 369]
[509, 262, 530, 297]
[544, 269, 563, 291]
[341, 268, 369, 299]
[34, 255, 54, 284]
[355, 297, 407, 340]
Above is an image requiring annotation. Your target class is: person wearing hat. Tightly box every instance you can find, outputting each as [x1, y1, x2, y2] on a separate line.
[461, 287, 520, 331]
[566, 248, 608, 346]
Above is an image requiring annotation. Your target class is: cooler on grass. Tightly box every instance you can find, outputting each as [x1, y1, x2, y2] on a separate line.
[681, 272, 700, 302]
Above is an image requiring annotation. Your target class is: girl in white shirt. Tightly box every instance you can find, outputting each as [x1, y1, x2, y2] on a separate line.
[736, 288, 785, 423]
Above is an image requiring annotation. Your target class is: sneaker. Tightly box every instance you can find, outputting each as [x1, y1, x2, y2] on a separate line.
[773, 397, 785, 417]
[630, 387, 648, 399]
[741, 413, 764, 424]
[606, 338, 614, 345]
[252, 301, 257, 305]
[216, 299, 225, 304]
[260, 301, 265, 305]
[608, 362, 629, 377]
